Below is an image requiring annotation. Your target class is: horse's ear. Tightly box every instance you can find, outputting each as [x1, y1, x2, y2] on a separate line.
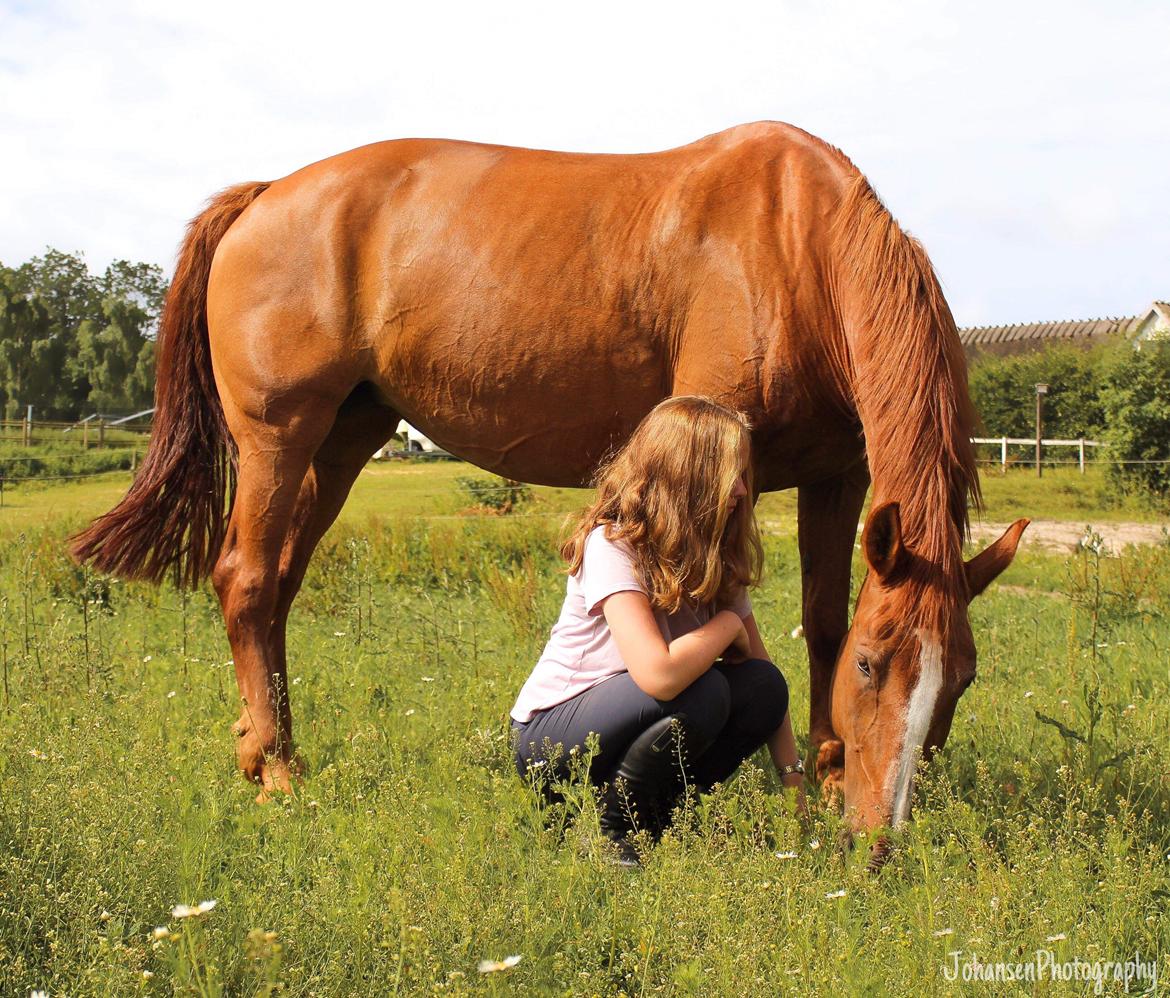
[965, 519, 1030, 599]
[862, 501, 905, 582]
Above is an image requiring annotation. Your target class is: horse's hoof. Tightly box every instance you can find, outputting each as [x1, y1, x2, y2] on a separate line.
[866, 835, 893, 872]
[815, 739, 846, 810]
[235, 725, 300, 801]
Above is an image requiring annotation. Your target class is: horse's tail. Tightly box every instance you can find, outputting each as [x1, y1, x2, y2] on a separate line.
[71, 180, 271, 588]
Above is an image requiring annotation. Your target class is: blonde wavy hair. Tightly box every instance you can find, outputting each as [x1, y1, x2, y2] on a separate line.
[562, 396, 764, 613]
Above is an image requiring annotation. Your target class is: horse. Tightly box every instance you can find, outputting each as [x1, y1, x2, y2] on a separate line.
[72, 121, 1027, 832]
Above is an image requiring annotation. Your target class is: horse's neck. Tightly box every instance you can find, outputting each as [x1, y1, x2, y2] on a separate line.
[849, 328, 973, 582]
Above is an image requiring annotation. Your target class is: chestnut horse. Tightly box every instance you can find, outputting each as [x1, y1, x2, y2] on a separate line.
[73, 121, 1026, 830]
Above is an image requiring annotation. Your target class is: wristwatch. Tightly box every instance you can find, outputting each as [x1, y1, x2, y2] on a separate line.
[778, 759, 805, 778]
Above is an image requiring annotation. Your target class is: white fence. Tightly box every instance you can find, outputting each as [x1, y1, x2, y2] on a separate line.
[972, 437, 1103, 473]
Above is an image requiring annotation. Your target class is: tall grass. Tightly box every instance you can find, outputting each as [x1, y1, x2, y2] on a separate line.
[0, 487, 1167, 994]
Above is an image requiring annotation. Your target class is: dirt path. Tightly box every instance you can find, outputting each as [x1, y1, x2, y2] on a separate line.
[971, 519, 1168, 552]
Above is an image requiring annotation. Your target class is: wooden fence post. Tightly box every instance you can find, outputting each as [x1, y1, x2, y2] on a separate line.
[1001, 436, 1008, 471]
[1078, 438, 1086, 474]
[98, 418, 105, 449]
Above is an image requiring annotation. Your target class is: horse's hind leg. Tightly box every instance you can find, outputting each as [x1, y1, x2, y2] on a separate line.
[211, 406, 334, 797]
[270, 389, 401, 685]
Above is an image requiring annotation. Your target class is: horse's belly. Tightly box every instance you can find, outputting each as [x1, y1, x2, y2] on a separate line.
[373, 318, 672, 486]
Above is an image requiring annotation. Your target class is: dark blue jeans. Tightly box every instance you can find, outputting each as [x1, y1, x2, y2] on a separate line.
[511, 658, 789, 796]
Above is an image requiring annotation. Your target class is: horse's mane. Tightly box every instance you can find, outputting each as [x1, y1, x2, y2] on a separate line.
[829, 173, 982, 615]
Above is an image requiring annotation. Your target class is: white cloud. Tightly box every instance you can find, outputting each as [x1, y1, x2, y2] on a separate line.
[1, 0, 1166, 325]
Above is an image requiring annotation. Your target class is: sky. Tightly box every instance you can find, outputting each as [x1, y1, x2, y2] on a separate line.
[1, 0, 1167, 328]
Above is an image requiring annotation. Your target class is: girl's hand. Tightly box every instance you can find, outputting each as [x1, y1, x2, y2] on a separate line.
[725, 620, 752, 661]
[781, 771, 810, 828]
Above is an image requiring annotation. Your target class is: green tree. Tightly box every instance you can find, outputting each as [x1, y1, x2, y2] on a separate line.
[72, 296, 156, 413]
[100, 259, 167, 335]
[0, 269, 64, 419]
[1100, 343, 1170, 507]
[968, 342, 1110, 439]
[0, 250, 167, 419]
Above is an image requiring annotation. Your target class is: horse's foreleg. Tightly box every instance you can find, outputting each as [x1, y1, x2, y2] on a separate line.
[797, 461, 869, 795]
[211, 423, 327, 799]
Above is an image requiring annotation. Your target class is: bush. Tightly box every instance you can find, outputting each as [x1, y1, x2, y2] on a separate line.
[968, 341, 1111, 439]
[1100, 343, 1170, 508]
[455, 475, 532, 514]
[0, 445, 139, 480]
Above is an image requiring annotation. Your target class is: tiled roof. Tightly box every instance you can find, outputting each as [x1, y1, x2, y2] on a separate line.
[958, 314, 1138, 346]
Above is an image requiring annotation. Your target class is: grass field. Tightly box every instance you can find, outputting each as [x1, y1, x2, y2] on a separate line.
[1, 462, 1168, 995]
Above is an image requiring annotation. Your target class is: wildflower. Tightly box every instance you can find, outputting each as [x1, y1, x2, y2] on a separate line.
[166, 691, 176, 699]
[1023, 690, 1033, 699]
[28, 749, 47, 760]
[142, 655, 153, 663]
[421, 675, 436, 682]
[790, 625, 804, 639]
[30, 991, 48, 998]
[775, 851, 798, 860]
[405, 709, 416, 716]
[151, 926, 170, 939]
[824, 890, 846, 899]
[933, 928, 953, 937]
[333, 631, 346, 637]
[292, 677, 302, 685]
[171, 899, 217, 919]
[142, 971, 154, 980]
[99, 910, 112, 922]
[808, 838, 821, 851]
[477, 954, 522, 973]
[1046, 933, 1067, 942]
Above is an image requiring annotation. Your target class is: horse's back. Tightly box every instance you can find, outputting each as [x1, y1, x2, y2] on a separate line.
[206, 123, 859, 483]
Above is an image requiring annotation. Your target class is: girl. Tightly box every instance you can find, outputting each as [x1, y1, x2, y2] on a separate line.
[510, 396, 806, 866]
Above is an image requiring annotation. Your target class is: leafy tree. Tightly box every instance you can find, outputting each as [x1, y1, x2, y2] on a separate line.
[1099, 343, 1170, 507]
[100, 259, 167, 335]
[968, 342, 1110, 439]
[0, 250, 167, 419]
[72, 296, 155, 413]
[0, 269, 64, 419]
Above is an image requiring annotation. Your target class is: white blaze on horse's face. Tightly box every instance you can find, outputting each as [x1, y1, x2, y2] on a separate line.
[887, 632, 944, 828]
[830, 505, 1029, 835]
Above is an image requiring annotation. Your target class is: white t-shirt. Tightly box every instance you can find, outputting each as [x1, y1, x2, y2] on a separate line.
[509, 524, 752, 722]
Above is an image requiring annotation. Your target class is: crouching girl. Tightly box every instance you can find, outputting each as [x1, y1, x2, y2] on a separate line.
[510, 396, 805, 865]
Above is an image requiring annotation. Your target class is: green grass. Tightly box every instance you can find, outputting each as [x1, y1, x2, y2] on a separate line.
[1, 465, 1168, 995]
[975, 464, 1165, 523]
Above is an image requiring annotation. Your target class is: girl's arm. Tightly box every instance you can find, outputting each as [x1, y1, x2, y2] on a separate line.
[741, 614, 806, 793]
[601, 590, 745, 701]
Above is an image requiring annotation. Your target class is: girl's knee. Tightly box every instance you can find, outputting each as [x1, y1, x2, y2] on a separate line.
[742, 659, 790, 732]
[672, 668, 731, 747]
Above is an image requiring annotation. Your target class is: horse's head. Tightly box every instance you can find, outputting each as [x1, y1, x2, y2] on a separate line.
[828, 501, 1028, 832]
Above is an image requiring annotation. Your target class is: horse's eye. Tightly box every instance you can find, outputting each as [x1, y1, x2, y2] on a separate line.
[856, 655, 871, 679]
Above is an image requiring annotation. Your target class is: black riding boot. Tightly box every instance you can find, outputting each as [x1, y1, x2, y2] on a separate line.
[597, 714, 700, 867]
